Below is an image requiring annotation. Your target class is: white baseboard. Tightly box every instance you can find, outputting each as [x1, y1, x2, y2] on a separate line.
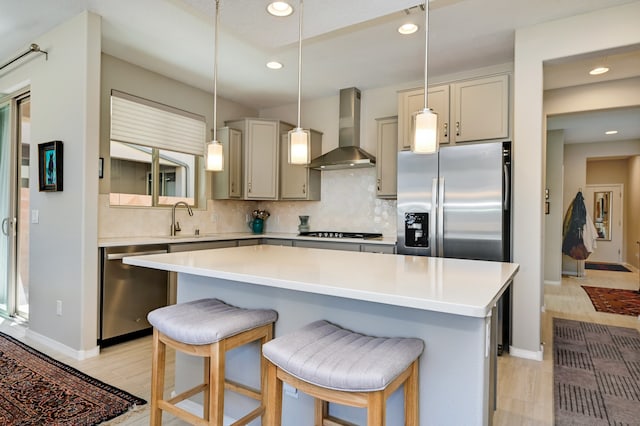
[544, 280, 561, 286]
[509, 344, 544, 361]
[25, 329, 100, 360]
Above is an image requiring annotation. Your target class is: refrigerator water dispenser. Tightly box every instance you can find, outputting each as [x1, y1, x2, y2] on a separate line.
[404, 212, 428, 248]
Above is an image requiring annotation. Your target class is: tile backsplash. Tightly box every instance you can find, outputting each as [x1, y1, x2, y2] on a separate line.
[258, 168, 397, 236]
[98, 168, 397, 238]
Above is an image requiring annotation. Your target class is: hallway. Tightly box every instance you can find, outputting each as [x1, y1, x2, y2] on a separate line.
[494, 265, 640, 425]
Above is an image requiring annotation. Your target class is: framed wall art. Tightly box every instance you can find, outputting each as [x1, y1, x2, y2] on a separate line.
[38, 140, 63, 191]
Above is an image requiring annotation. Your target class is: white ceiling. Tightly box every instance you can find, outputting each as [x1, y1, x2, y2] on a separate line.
[1, 0, 639, 143]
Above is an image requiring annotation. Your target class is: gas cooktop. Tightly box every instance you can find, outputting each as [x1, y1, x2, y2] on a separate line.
[298, 231, 383, 239]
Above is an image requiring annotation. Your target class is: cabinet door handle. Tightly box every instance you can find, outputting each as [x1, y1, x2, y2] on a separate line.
[248, 182, 252, 193]
[377, 178, 381, 191]
[443, 122, 448, 138]
[302, 184, 306, 194]
[456, 121, 460, 137]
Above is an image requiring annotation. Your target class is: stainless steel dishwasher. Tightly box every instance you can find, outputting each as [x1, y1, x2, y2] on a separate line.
[100, 244, 169, 347]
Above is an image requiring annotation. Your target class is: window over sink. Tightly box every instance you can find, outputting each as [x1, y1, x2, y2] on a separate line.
[109, 90, 205, 207]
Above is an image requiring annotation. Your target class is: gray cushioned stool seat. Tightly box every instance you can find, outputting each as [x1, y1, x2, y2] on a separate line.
[262, 320, 424, 392]
[147, 298, 278, 345]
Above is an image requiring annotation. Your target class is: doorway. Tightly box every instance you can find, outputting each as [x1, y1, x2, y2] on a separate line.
[584, 184, 623, 263]
[0, 90, 30, 320]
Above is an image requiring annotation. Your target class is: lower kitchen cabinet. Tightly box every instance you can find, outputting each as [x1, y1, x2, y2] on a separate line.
[261, 238, 294, 247]
[361, 243, 396, 254]
[293, 240, 361, 251]
[376, 116, 398, 199]
[279, 130, 322, 200]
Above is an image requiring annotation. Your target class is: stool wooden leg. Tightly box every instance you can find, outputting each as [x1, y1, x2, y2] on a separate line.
[314, 399, 328, 425]
[265, 362, 282, 426]
[150, 329, 165, 426]
[206, 341, 225, 426]
[260, 326, 274, 422]
[404, 360, 419, 425]
[367, 391, 385, 426]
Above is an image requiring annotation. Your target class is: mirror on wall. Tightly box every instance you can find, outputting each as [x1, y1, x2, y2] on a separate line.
[593, 191, 612, 240]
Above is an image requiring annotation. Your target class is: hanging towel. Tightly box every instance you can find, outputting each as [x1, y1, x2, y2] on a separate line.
[562, 191, 593, 260]
[583, 211, 598, 254]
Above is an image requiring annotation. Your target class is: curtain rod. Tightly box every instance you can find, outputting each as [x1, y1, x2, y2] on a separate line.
[0, 43, 48, 72]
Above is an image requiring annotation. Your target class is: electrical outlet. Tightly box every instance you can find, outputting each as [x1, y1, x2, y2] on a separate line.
[283, 383, 298, 399]
[56, 300, 62, 316]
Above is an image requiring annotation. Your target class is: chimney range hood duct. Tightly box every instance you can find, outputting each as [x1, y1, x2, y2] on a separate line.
[308, 87, 376, 170]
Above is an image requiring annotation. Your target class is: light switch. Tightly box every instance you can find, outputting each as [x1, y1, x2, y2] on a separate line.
[31, 209, 39, 224]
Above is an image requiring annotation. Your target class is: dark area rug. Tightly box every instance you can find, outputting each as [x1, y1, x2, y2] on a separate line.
[582, 286, 640, 317]
[0, 331, 146, 425]
[585, 262, 632, 272]
[554, 318, 640, 426]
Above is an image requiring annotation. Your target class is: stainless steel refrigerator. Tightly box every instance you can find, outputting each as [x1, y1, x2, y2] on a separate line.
[396, 140, 512, 350]
[397, 141, 511, 261]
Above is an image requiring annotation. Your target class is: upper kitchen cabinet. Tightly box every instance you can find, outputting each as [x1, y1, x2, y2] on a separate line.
[452, 74, 509, 142]
[376, 116, 398, 199]
[398, 73, 510, 148]
[226, 118, 293, 200]
[211, 127, 242, 199]
[397, 85, 450, 151]
[279, 129, 322, 200]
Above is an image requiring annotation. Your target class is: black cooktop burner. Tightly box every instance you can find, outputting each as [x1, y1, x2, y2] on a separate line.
[298, 231, 383, 239]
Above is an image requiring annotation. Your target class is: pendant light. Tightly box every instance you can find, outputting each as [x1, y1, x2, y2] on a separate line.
[206, 0, 224, 171]
[412, 1, 439, 154]
[288, 0, 310, 165]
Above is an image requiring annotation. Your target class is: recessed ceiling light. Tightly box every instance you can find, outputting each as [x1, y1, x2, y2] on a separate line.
[266, 61, 283, 70]
[589, 66, 609, 75]
[267, 1, 293, 17]
[605, 130, 618, 135]
[398, 23, 419, 35]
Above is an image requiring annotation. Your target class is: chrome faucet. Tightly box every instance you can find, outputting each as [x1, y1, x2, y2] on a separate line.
[171, 201, 193, 236]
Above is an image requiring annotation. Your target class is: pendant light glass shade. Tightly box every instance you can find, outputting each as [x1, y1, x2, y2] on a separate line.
[288, 127, 310, 164]
[205, 0, 224, 172]
[288, 0, 310, 165]
[412, 108, 439, 153]
[206, 140, 224, 171]
[412, 0, 439, 155]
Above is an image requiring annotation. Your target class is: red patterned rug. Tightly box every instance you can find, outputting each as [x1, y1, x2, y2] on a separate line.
[581, 286, 640, 317]
[0, 331, 145, 425]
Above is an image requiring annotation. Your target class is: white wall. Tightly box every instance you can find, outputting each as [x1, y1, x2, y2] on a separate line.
[512, 1, 640, 358]
[544, 130, 564, 285]
[0, 12, 101, 355]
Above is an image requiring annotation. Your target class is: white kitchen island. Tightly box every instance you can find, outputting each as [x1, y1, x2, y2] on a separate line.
[125, 245, 519, 425]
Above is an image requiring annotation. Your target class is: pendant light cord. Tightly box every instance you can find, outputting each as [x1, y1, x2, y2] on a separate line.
[213, 0, 220, 141]
[296, 0, 303, 129]
[423, 0, 429, 110]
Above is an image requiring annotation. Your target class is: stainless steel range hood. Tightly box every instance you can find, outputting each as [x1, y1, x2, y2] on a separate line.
[308, 87, 376, 170]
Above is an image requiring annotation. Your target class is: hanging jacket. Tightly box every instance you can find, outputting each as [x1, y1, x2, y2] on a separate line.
[562, 191, 592, 260]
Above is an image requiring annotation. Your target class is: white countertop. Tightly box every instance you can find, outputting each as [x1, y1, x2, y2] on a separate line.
[123, 245, 519, 318]
[99, 232, 396, 247]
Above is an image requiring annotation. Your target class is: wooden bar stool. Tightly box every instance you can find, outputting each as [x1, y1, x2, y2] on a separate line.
[147, 298, 278, 426]
[262, 320, 424, 426]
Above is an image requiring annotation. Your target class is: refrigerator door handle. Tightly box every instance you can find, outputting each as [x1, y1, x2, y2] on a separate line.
[437, 177, 445, 256]
[430, 178, 438, 255]
[503, 164, 510, 211]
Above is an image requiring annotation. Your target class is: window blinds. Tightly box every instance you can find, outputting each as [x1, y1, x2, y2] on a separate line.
[110, 90, 206, 156]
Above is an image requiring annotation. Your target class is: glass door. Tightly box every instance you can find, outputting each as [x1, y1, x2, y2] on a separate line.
[0, 99, 13, 314]
[0, 91, 30, 319]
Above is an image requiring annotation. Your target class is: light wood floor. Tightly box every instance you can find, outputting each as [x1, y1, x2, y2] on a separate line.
[1, 266, 639, 425]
